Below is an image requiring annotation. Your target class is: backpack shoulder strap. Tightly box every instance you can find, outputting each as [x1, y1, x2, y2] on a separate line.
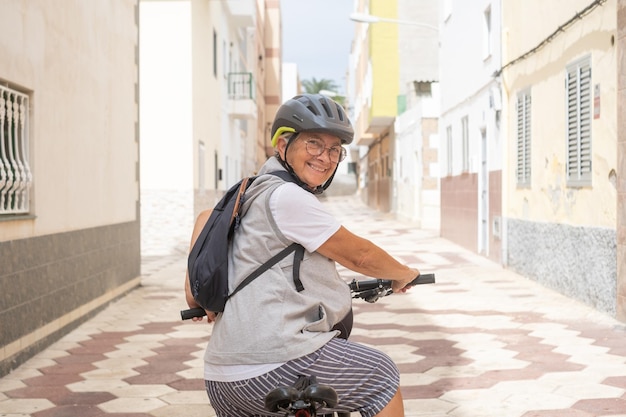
[230, 176, 254, 232]
[226, 171, 307, 300]
[266, 170, 297, 183]
[227, 242, 305, 300]
[188, 177, 255, 272]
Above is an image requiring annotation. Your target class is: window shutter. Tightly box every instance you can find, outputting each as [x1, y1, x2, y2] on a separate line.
[566, 58, 592, 185]
[516, 91, 531, 186]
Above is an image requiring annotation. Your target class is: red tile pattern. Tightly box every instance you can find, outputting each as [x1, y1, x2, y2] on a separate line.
[1, 195, 625, 417]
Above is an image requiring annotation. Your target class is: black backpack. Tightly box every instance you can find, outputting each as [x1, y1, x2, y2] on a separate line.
[187, 171, 305, 313]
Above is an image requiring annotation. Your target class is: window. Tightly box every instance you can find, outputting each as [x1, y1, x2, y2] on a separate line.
[566, 56, 591, 186]
[446, 125, 452, 175]
[413, 81, 432, 96]
[0, 84, 32, 215]
[516, 90, 531, 186]
[223, 40, 227, 78]
[198, 141, 205, 191]
[213, 30, 218, 78]
[461, 116, 469, 172]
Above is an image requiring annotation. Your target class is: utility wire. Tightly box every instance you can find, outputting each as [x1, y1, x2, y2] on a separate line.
[493, 0, 608, 77]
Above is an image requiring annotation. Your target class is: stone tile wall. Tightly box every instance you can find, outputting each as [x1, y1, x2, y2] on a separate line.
[0, 221, 140, 376]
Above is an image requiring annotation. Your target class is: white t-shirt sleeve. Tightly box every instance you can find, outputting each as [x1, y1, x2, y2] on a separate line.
[269, 183, 341, 253]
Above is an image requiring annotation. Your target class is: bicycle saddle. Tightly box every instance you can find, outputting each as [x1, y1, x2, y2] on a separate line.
[265, 386, 299, 412]
[303, 384, 338, 408]
[265, 384, 338, 412]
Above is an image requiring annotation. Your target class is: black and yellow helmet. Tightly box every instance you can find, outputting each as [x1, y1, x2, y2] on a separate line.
[271, 94, 354, 147]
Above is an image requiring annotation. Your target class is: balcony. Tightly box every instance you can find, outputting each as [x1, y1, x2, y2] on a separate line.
[356, 116, 394, 146]
[356, 132, 377, 147]
[228, 72, 257, 120]
[224, 0, 255, 27]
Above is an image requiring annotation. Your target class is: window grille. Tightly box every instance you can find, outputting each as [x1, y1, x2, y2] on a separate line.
[0, 85, 32, 214]
[516, 90, 531, 186]
[565, 57, 592, 186]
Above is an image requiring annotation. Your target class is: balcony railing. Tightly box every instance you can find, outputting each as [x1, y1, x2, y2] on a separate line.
[228, 72, 254, 100]
[228, 72, 256, 120]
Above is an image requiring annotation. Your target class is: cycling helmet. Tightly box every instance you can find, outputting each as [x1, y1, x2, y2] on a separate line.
[271, 94, 354, 147]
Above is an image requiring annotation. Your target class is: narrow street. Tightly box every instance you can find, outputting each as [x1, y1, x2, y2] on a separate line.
[0, 194, 625, 417]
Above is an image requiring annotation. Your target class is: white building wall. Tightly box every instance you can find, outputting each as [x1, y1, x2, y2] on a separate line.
[191, 0, 258, 208]
[439, 0, 502, 257]
[140, 1, 192, 191]
[281, 62, 299, 103]
[394, 85, 441, 229]
[0, 0, 139, 239]
[440, 0, 502, 174]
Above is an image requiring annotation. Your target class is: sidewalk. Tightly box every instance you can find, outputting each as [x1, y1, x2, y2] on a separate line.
[1, 194, 625, 417]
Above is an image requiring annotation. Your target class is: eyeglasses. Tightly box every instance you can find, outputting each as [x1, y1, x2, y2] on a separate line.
[303, 139, 347, 163]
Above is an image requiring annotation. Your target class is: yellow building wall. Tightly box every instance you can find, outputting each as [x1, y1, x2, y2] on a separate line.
[502, 0, 617, 228]
[369, 0, 400, 118]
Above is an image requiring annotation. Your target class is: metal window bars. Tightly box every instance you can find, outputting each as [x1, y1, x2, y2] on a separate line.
[0, 85, 32, 214]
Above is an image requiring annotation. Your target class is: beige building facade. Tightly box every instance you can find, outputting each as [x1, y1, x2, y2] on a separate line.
[191, 0, 282, 217]
[0, 1, 140, 375]
[502, 0, 618, 316]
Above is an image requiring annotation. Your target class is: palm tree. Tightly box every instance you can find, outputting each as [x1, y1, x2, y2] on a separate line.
[302, 78, 338, 94]
[301, 78, 345, 106]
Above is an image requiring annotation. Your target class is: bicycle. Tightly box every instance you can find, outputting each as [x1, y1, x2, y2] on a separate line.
[181, 273, 436, 417]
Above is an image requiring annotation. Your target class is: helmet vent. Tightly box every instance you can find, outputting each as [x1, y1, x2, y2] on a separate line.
[335, 104, 345, 122]
[320, 101, 333, 118]
[306, 105, 320, 116]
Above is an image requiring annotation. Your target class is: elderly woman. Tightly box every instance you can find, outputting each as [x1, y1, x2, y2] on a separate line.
[185, 94, 421, 417]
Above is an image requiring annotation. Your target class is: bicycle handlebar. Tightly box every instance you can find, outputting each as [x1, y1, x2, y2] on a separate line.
[349, 273, 435, 303]
[180, 273, 435, 320]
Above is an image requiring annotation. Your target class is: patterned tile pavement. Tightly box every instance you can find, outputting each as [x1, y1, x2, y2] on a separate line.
[1, 194, 626, 417]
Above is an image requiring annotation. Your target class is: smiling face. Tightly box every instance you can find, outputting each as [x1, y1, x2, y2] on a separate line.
[277, 132, 343, 189]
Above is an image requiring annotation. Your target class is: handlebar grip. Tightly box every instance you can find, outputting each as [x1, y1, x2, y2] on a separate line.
[409, 273, 435, 286]
[180, 307, 207, 320]
[349, 279, 386, 292]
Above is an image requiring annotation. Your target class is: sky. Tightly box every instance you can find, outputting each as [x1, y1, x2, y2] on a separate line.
[280, 0, 355, 95]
